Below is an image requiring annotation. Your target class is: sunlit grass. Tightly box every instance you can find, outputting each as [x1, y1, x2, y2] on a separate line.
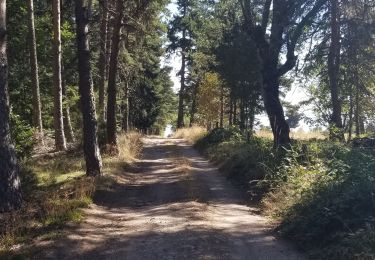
[0, 131, 143, 255]
[174, 126, 207, 144]
[255, 129, 326, 140]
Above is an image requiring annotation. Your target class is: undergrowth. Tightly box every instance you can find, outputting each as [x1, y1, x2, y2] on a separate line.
[174, 126, 207, 144]
[0, 132, 142, 256]
[194, 127, 375, 259]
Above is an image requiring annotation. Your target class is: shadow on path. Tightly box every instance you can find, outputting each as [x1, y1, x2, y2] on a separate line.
[30, 137, 304, 260]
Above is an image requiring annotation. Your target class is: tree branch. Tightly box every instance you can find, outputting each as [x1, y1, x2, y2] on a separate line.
[261, 0, 272, 34]
[278, 0, 327, 76]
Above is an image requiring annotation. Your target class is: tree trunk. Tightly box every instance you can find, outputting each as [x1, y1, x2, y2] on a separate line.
[348, 86, 354, 141]
[98, 0, 109, 121]
[189, 83, 197, 127]
[328, 0, 343, 141]
[359, 116, 365, 134]
[62, 79, 75, 143]
[106, 0, 124, 146]
[355, 86, 361, 137]
[263, 70, 290, 147]
[0, 0, 22, 212]
[233, 99, 237, 125]
[239, 93, 245, 131]
[229, 96, 233, 126]
[261, 0, 291, 147]
[75, 0, 102, 176]
[52, 0, 66, 151]
[122, 81, 129, 132]
[177, 38, 186, 129]
[249, 102, 255, 132]
[27, 0, 43, 137]
[219, 85, 224, 128]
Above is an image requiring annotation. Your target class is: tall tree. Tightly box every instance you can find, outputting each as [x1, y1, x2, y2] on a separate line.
[52, 0, 66, 150]
[106, 0, 124, 146]
[27, 0, 43, 138]
[328, 0, 344, 140]
[75, 0, 103, 176]
[168, 0, 196, 128]
[0, 0, 22, 212]
[98, 0, 109, 120]
[240, 0, 326, 147]
[62, 78, 75, 143]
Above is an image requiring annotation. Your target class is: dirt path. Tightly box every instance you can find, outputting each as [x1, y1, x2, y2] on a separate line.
[33, 137, 304, 260]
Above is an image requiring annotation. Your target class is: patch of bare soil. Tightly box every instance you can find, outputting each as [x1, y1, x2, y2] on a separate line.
[28, 137, 305, 260]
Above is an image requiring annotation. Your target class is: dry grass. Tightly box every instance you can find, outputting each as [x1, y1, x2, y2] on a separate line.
[0, 132, 143, 254]
[0, 169, 95, 253]
[255, 129, 326, 140]
[117, 132, 143, 162]
[174, 126, 207, 144]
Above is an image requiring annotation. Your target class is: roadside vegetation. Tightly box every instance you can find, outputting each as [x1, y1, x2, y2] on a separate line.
[174, 126, 207, 144]
[0, 132, 142, 255]
[188, 127, 375, 259]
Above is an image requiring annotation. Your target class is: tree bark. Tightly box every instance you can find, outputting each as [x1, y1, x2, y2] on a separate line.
[328, 0, 344, 140]
[98, 0, 109, 121]
[220, 85, 224, 128]
[52, 0, 66, 151]
[355, 87, 361, 137]
[121, 81, 129, 132]
[239, 89, 245, 131]
[75, 0, 103, 176]
[106, 0, 124, 146]
[233, 99, 237, 125]
[229, 96, 233, 126]
[27, 0, 43, 137]
[177, 36, 186, 129]
[348, 86, 354, 141]
[189, 83, 197, 127]
[261, 0, 291, 147]
[0, 0, 22, 212]
[241, 0, 325, 147]
[62, 79, 75, 143]
[262, 68, 290, 147]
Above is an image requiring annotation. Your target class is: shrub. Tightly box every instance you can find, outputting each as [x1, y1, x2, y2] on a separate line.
[195, 126, 243, 150]
[117, 132, 143, 162]
[195, 128, 375, 259]
[10, 113, 36, 159]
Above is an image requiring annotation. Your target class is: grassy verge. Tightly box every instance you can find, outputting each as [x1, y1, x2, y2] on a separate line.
[190, 127, 375, 259]
[174, 126, 207, 144]
[0, 132, 142, 256]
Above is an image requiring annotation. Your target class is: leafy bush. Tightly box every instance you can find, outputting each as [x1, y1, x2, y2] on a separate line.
[10, 113, 36, 159]
[195, 126, 243, 149]
[195, 129, 375, 259]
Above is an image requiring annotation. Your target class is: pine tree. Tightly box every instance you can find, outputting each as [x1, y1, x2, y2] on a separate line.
[0, 0, 22, 212]
[27, 0, 43, 138]
[52, 0, 67, 151]
[75, 0, 103, 176]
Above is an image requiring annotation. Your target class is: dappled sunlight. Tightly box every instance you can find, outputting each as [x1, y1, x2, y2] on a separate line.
[31, 137, 303, 260]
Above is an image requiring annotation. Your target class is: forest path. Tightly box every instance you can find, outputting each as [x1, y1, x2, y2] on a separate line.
[33, 137, 304, 260]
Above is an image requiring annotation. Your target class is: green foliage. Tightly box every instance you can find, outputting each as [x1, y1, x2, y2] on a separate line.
[195, 126, 243, 147]
[275, 144, 375, 259]
[10, 113, 36, 159]
[196, 129, 375, 258]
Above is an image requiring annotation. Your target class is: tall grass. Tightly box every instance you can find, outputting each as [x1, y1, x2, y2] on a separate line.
[256, 129, 326, 140]
[117, 132, 143, 162]
[174, 126, 207, 144]
[0, 131, 143, 255]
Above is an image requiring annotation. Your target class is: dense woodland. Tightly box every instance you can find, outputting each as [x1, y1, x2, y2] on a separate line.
[0, 0, 375, 258]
